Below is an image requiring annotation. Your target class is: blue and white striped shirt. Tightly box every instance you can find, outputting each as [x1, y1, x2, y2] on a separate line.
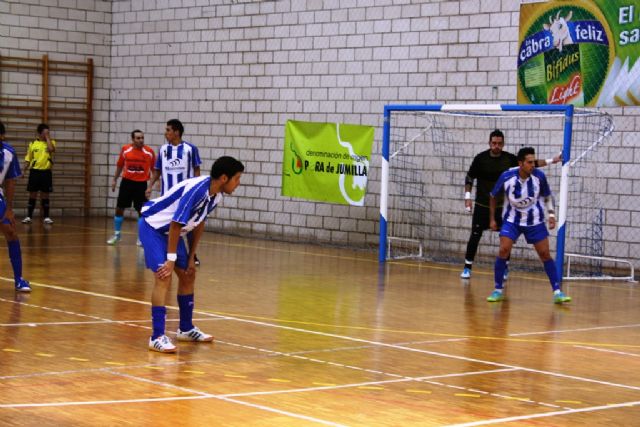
[141, 176, 221, 235]
[0, 142, 22, 196]
[490, 167, 551, 227]
[155, 141, 201, 195]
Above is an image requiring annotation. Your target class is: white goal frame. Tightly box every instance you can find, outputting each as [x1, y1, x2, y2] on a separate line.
[378, 104, 632, 282]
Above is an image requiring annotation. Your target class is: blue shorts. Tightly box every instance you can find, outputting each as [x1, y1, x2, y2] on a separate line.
[138, 218, 189, 272]
[500, 221, 549, 245]
[0, 196, 10, 225]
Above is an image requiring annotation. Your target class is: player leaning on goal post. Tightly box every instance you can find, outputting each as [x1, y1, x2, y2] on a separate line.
[486, 147, 571, 304]
[140, 156, 244, 353]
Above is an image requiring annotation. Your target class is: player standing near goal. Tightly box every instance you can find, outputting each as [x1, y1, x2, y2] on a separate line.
[486, 147, 570, 304]
[141, 156, 244, 353]
[22, 123, 56, 225]
[460, 130, 561, 279]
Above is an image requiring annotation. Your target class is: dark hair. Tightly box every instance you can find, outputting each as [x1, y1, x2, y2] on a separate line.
[517, 146, 535, 161]
[0, 121, 5, 135]
[166, 119, 184, 136]
[131, 129, 143, 139]
[489, 129, 504, 140]
[37, 123, 50, 134]
[210, 156, 244, 179]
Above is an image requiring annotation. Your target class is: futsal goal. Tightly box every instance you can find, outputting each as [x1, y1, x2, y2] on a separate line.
[378, 104, 634, 281]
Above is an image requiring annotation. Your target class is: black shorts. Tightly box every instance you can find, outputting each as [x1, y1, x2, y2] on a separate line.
[472, 204, 503, 232]
[117, 178, 148, 213]
[27, 169, 53, 193]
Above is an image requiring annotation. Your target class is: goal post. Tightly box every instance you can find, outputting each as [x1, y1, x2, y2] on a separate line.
[379, 104, 626, 282]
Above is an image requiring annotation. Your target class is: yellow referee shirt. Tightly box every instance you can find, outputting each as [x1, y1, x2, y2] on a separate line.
[25, 139, 56, 170]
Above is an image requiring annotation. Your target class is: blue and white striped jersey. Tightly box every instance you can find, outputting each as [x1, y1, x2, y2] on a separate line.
[490, 167, 551, 227]
[141, 175, 221, 235]
[155, 141, 201, 195]
[0, 142, 22, 196]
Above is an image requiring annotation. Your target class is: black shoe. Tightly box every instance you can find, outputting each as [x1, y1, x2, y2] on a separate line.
[194, 255, 200, 266]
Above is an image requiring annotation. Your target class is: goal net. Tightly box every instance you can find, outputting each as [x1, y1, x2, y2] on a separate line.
[378, 104, 630, 281]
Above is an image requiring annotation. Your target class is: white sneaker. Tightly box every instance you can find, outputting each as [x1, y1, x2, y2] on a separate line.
[43, 217, 54, 224]
[148, 335, 177, 353]
[106, 233, 121, 245]
[21, 217, 32, 224]
[176, 326, 214, 342]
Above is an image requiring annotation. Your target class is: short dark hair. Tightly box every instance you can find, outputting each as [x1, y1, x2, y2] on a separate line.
[37, 123, 49, 134]
[166, 119, 184, 136]
[210, 156, 244, 179]
[0, 121, 5, 135]
[131, 129, 143, 139]
[517, 146, 535, 161]
[489, 129, 504, 140]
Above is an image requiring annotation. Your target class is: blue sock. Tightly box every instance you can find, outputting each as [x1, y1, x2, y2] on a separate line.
[543, 259, 560, 291]
[177, 294, 194, 332]
[494, 257, 507, 289]
[114, 215, 124, 234]
[151, 306, 166, 339]
[7, 240, 22, 283]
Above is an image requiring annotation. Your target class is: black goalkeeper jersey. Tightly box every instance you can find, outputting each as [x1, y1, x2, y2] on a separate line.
[466, 149, 518, 208]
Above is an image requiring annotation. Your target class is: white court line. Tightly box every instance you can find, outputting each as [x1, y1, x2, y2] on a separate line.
[8, 278, 640, 393]
[222, 368, 519, 398]
[574, 345, 640, 358]
[510, 323, 640, 337]
[5, 277, 640, 422]
[0, 317, 221, 328]
[444, 400, 640, 427]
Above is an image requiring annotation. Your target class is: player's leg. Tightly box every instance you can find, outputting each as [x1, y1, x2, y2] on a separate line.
[487, 222, 518, 302]
[494, 209, 510, 280]
[41, 170, 53, 224]
[132, 181, 147, 246]
[174, 239, 212, 342]
[461, 205, 488, 278]
[528, 225, 571, 304]
[186, 231, 200, 266]
[0, 198, 30, 292]
[139, 218, 176, 353]
[41, 196, 52, 224]
[108, 180, 133, 244]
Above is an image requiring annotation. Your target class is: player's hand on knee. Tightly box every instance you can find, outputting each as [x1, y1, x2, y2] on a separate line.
[156, 261, 175, 279]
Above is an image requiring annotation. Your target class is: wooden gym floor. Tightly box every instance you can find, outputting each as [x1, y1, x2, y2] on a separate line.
[0, 217, 639, 426]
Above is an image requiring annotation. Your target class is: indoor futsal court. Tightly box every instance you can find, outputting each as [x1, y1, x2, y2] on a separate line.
[1, 218, 639, 426]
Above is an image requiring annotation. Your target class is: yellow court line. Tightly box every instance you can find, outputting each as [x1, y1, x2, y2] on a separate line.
[405, 389, 432, 394]
[3, 277, 640, 350]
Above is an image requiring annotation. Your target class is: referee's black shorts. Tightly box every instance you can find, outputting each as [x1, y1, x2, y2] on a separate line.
[26, 169, 53, 193]
[117, 178, 148, 213]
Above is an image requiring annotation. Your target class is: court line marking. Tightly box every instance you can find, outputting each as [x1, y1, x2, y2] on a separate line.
[29, 222, 637, 293]
[510, 323, 640, 337]
[573, 345, 640, 358]
[444, 400, 640, 427]
[5, 279, 637, 350]
[4, 277, 640, 395]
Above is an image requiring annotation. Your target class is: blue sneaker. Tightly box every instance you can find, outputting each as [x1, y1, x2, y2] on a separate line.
[15, 278, 31, 293]
[460, 267, 471, 279]
[487, 289, 504, 302]
[554, 291, 571, 304]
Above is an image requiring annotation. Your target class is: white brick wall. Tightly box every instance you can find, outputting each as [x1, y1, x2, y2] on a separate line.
[0, 0, 637, 268]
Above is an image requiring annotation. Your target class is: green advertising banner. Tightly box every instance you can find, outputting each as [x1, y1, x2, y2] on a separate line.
[282, 120, 374, 206]
[518, 0, 640, 106]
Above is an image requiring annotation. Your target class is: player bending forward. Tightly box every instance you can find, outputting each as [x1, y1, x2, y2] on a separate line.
[140, 156, 244, 353]
[487, 147, 571, 304]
